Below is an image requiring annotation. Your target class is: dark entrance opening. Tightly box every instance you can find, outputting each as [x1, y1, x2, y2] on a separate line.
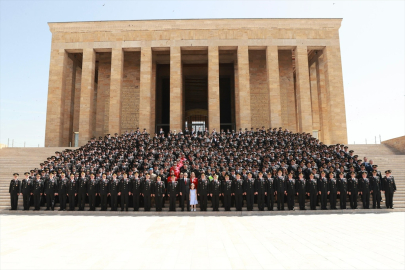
[219, 62, 235, 132]
[155, 64, 170, 135]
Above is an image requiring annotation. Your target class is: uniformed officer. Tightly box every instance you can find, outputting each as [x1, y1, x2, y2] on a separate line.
[370, 170, 382, 209]
[99, 173, 109, 211]
[318, 171, 329, 210]
[153, 176, 165, 211]
[245, 173, 255, 211]
[167, 175, 179, 211]
[234, 174, 244, 211]
[32, 174, 43, 210]
[348, 172, 359, 209]
[67, 173, 77, 211]
[275, 170, 286, 210]
[58, 172, 68, 211]
[307, 173, 318, 210]
[197, 173, 209, 211]
[110, 174, 120, 211]
[210, 174, 221, 211]
[296, 173, 306, 210]
[285, 172, 296, 211]
[77, 172, 88, 211]
[87, 173, 98, 211]
[142, 173, 153, 211]
[255, 172, 266, 211]
[9, 173, 21, 210]
[328, 172, 338, 210]
[383, 170, 396, 209]
[131, 172, 142, 211]
[360, 171, 370, 209]
[44, 172, 57, 211]
[119, 173, 130, 211]
[223, 175, 233, 211]
[21, 172, 32, 210]
[337, 172, 348, 209]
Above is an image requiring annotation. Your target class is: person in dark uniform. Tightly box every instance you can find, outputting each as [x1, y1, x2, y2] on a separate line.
[119, 173, 130, 211]
[44, 172, 57, 211]
[197, 173, 209, 211]
[348, 172, 359, 209]
[245, 173, 255, 211]
[234, 174, 244, 211]
[58, 172, 68, 211]
[337, 172, 348, 209]
[99, 173, 109, 211]
[307, 173, 318, 210]
[318, 172, 329, 210]
[32, 174, 43, 210]
[383, 170, 396, 209]
[110, 174, 120, 211]
[370, 170, 382, 209]
[369, 164, 383, 203]
[21, 172, 32, 210]
[255, 172, 266, 211]
[275, 170, 285, 210]
[9, 173, 21, 210]
[131, 172, 142, 211]
[296, 173, 306, 210]
[210, 175, 221, 211]
[87, 173, 98, 211]
[179, 173, 191, 211]
[360, 171, 370, 209]
[77, 172, 87, 211]
[223, 175, 233, 211]
[167, 175, 179, 211]
[285, 172, 296, 211]
[328, 172, 338, 210]
[67, 173, 77, 211]
[142, 173, 153, 211]
[154, 176, 165, 211]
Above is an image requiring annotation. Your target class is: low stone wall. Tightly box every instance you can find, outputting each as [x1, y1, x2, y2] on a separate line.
[382, 136, 405, 154]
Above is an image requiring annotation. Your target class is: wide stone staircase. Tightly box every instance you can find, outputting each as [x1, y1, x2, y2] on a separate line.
[0, 144, 403, 214]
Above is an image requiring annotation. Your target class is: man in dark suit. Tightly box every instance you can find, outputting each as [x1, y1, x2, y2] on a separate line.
[179, 172, 191, 211]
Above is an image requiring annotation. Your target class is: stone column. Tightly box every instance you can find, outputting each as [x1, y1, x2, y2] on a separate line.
[236, 46, 251, 130]
[208, 46, 220, 132]
[266, 46, 282, 128]
[108, 48, 124, 136]
[62, 55, 76, 146]
[139, 47, 153, 133]
[294, 46, 313, 133]
[323, 46, 348, 144]
[45, 49, 68, 147]
[170, 46, 182, 131]
[316, 55, 330, 144]
[78, 48, 96, 146]
[95, 53, 111, 138]
[309, 62, 320, 131]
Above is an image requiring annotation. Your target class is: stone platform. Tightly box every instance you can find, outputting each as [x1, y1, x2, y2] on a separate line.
[1, 213, 404, 269]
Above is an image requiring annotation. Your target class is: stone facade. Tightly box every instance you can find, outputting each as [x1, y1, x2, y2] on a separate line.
[44, 18, 348, 146]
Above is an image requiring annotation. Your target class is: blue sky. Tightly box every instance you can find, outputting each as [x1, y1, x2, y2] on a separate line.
[0, 0, 404, 146]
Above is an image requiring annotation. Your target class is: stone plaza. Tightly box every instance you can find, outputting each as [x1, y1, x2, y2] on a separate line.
[44, 19, 347, 147]
[1, 212, 404, 269]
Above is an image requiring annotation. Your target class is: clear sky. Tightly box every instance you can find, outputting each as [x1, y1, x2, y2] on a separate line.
[0, 0, 404, 147]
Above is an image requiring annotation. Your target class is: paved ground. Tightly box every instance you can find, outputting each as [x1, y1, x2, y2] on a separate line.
[1, 213, 404, 269]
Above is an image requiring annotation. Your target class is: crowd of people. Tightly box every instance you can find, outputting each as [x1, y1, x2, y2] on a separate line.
[9, 127, 397, 212]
